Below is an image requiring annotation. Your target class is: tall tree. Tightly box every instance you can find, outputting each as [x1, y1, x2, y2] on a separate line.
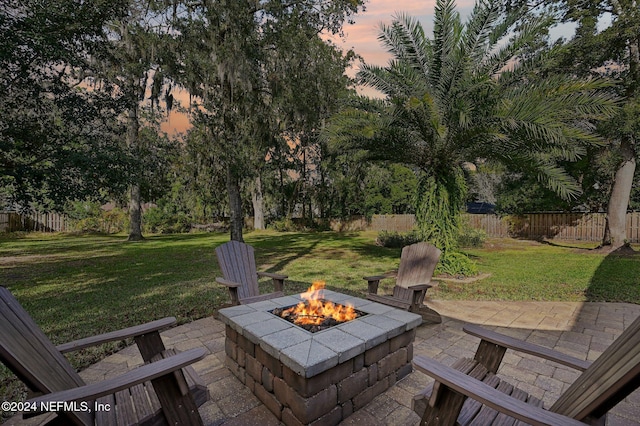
[1, 0, 131, 210]
[326, 0, 617, 273]
[174, 125, 231, 222]
[507, 0, 640, 250]
[174, 0, 364, 241]
[96, 0, 178, 241]
[559, 0, 640, 250]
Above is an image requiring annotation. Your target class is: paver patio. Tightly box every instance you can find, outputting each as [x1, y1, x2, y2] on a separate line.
[6, 300, 640, 425]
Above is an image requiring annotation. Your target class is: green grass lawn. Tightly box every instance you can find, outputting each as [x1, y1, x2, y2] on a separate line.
[1, 230, 638, 413]
[433, 238, 640, 302]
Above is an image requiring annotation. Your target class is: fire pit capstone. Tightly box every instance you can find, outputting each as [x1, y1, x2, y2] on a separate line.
[218, 289, 422, 425]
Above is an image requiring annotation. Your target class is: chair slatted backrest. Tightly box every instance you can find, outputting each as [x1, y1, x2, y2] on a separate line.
[550, 314, 640, 422]
[0, 286, 93, 425]
[215, 241, 260, 300]
[393, 243, 441, 302]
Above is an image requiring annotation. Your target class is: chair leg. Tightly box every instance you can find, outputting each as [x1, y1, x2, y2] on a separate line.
[420, 384, 466, 426]
[228, 288, 240, 305]
[367, 279, 380, 294]
[272, 278, 284, 293]
[135, 331, 167, 362]
[151, 370, 203, 426]
[410, 289, 425, 310]
[474, 339, 507, 374]
[416, 306, 442, 324]
[407, 288, 441, 324]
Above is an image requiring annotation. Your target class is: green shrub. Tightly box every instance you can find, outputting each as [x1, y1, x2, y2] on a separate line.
[457, 225, 486, 248]
[309, 219, 332, 232]
[436, 250, 478, 277]
[65, 201, 102, 221]
[270, 218, 296, 232]
[143, 207, 191, 234]
[101, 208, 128, 234]
[269, 218, 331, 232]
[375, 230, 422, 248]
[74, 216, 103, 233]
[67, 202, 128, 234]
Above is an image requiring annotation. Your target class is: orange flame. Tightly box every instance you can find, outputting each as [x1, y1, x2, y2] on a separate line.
[284, 281, 357, 326]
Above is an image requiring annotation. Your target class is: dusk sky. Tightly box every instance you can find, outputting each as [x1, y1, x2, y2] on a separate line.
[334, 0, 475, 69]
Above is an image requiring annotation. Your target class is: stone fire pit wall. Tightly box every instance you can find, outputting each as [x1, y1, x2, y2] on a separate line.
[218, 290, 422, 426]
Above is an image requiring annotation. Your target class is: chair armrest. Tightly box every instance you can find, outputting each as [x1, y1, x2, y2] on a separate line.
[362, 274, 395, 281]
[413, 355, 587, 426]
[363, 273, 396, 294]
[28, 348, 206, 406]
[216, 277, 241, 287]
[257, 271, 288, 280]
[464, 324, 591, 371]
[407, 283, 432, 291]
[56, 317, 177, 354]
[257, 271, 286, 292]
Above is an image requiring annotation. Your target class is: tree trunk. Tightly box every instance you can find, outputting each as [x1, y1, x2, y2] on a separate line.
[602, 32, 639, 250]
[252, 174, 265, 230]
[602, 137, 636, 249]
[126, 107, 144, 241]
[301, 148, 307, 220]
[279, 165, 286, 217]
[128, 184, 143, 241]
[227, 164, 244, 242]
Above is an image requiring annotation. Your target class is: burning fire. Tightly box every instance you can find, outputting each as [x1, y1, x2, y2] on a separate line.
[283, 281, 357, 326]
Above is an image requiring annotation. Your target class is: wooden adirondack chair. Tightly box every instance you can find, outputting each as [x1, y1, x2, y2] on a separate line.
[0, 285, 209, 426]
[215, 240, 288, 305]
[364, 242, 442, 324]
[412, 317, 640, 425]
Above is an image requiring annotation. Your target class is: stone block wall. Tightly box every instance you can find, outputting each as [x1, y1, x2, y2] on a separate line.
[225, 325, 416, 426]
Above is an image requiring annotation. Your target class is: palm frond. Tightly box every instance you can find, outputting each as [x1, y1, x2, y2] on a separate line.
[357, 63, 405, 97]
[378, 13, 431, 78]
[431, 0, 460, 86]
[480, 15, 552, 77]
[494, 151, 582, 200]
[461, 0, 501, 65]
[358, 60, 428, 99]
[534, 160, 583, 200]
[497, 75, 618, 139]
[487, 4, 522, 46]
[322, 99, 423, 165]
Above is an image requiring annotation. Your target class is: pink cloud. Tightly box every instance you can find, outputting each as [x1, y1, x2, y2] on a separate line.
[333, 0, 476, 68]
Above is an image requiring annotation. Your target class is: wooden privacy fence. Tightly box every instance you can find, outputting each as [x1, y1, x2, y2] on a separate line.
[3, 210, 640, 242]
[0, 211, 68, 233]
[371, 215, 416, 232]
[365, 213, 640, 243]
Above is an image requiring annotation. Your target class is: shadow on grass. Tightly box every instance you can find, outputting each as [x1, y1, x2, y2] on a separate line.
[538, 239, 600, 250]
[1, 231, 395, 341]
[245, 231, 400, 276]
[1, 233, 233, 344]
[586, 247, 640, 302]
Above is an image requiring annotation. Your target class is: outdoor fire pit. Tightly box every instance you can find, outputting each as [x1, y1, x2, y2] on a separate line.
[218, 282, 421, 425]
[270, 282, 368, 333]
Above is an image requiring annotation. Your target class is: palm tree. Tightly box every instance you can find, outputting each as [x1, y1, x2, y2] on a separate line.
[326, 0, 617, 274]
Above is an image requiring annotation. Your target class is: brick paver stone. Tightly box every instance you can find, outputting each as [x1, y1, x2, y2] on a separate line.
[9, 300, 640, 426]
